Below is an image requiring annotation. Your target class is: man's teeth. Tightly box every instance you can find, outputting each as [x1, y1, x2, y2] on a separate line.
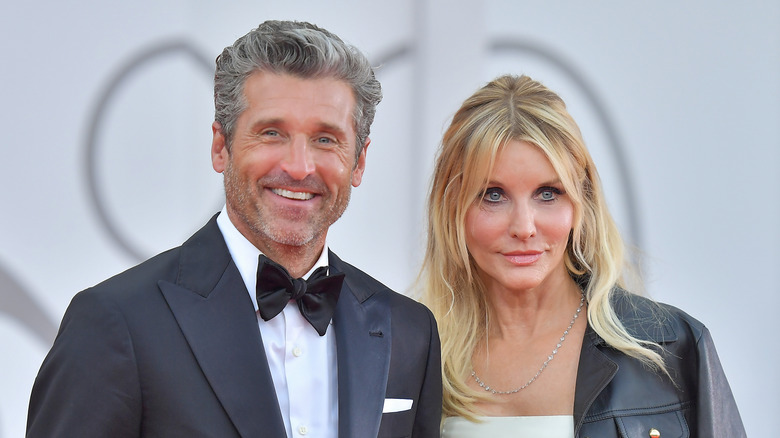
[271, 188, 314, 200]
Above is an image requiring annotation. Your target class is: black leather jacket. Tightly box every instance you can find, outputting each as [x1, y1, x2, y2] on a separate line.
[574, 292, 746, 437]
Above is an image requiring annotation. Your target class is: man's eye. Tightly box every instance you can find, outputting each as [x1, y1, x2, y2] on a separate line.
[262, 130, 280, 137]
[316, 137, 334, 144]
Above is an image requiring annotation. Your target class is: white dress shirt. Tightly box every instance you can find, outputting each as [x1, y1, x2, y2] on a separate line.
[217, 208, 338, 438]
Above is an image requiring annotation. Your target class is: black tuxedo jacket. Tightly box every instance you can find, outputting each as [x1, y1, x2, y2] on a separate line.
[27, 216, 442, 437]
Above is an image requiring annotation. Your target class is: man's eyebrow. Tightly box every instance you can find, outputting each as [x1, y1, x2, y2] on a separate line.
[246, 117, 283, 131]
[313, 121, 349, 138]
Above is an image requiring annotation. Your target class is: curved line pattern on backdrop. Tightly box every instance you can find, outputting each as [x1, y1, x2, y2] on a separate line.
[0, 263, 57, 346]
[84, 40, 213, 262]
[373, 44, 412, 72]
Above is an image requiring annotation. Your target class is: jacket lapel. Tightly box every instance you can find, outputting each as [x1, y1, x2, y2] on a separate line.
[329, 252, 392, 438]
[573, 292, 679, 435]
[573, 327, 618, 435]
[158, 217, 286, 438]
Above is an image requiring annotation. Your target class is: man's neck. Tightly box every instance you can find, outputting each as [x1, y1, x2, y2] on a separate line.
[256, 240, 324, 278]
[223, 206, 327, 278]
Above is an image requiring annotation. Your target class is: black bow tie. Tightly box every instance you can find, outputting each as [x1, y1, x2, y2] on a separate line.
[256, 255, 344, 336]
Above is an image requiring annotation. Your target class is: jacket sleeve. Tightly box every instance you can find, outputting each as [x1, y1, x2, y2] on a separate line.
[695, 326, 746, 437]
[411, 308, 443, 438]
[27, 290, 142, 437]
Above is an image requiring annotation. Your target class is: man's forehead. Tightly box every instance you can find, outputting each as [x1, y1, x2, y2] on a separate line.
[240, 71, 357, 134]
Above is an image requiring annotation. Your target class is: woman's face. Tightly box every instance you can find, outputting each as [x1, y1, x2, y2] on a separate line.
[465, 140, 575, 295]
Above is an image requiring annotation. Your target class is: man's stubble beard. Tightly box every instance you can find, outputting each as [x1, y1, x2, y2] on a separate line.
[222, 159, 352, 248]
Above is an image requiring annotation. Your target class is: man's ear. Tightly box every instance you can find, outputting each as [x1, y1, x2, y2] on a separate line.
[211, 121, 229, 173]
[351, 138, 370, 187]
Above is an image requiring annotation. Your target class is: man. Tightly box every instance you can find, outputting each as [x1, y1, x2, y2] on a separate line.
[27, 20, 441, 437]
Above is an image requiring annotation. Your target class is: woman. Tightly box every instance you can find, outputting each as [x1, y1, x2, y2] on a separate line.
[420, 75, 745, 437]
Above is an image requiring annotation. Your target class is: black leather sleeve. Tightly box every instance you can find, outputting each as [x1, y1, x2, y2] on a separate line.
[694, 326, 746, 437]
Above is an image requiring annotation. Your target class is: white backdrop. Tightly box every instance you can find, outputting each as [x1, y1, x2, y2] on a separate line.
[2, 1, 778, 436]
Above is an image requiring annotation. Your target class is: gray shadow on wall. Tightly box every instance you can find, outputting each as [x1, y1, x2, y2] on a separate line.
[0, 262, 57, 347]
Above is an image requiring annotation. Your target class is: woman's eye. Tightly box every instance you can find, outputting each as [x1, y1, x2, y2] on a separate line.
[483, 188, 504, 203]
[537, 187, 562, 201]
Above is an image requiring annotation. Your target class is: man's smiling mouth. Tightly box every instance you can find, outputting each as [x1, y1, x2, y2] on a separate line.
[271, 188, 315, 200]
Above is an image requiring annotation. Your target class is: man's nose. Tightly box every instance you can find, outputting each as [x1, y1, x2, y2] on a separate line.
[280, 135, 316, 180]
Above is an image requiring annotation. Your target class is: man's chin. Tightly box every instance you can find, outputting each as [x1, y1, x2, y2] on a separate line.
[260, 224, 319, 248]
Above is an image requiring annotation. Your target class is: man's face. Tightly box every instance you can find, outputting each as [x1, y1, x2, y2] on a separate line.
[211, 71, 367, 252]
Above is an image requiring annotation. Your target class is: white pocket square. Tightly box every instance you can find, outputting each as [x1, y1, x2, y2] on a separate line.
[382, 398, 413, 413]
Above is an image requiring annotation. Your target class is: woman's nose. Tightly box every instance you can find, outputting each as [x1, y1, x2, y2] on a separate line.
[509, 203, 536, 239]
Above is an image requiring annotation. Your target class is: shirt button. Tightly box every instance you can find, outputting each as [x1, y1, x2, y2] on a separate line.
[298, 425, 308, 435]
[292, 346, 303, 357]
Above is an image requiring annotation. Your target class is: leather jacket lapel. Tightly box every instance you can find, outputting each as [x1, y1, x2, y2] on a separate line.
[573, 326, 618, 435]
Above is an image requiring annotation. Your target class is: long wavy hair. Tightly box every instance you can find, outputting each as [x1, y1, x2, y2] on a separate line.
[419, 74, 666, 420]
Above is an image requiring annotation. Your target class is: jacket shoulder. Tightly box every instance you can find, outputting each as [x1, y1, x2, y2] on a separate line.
[609, 289, 707, 344]
[78, 215, 227, 303]
[329, 251, 434, 318]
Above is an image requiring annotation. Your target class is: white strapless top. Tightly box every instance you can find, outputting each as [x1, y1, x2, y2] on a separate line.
[442, 415, 574, 438]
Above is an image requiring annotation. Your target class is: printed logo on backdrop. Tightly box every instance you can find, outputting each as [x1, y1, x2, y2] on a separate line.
[2, 36, 640, 355]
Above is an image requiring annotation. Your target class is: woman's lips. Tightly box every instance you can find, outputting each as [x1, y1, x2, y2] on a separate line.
[503, 251, 542, 265]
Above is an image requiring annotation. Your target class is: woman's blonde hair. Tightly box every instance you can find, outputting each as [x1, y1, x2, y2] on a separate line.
[419, 74, 666, 420]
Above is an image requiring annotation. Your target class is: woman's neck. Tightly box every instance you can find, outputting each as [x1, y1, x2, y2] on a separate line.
[483, 271, 582, 340]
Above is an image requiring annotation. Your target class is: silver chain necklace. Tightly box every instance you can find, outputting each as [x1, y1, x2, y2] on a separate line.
[471, 291, 586, 395]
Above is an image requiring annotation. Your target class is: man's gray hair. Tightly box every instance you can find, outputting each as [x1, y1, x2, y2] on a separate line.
[214, 20, 382, 158]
